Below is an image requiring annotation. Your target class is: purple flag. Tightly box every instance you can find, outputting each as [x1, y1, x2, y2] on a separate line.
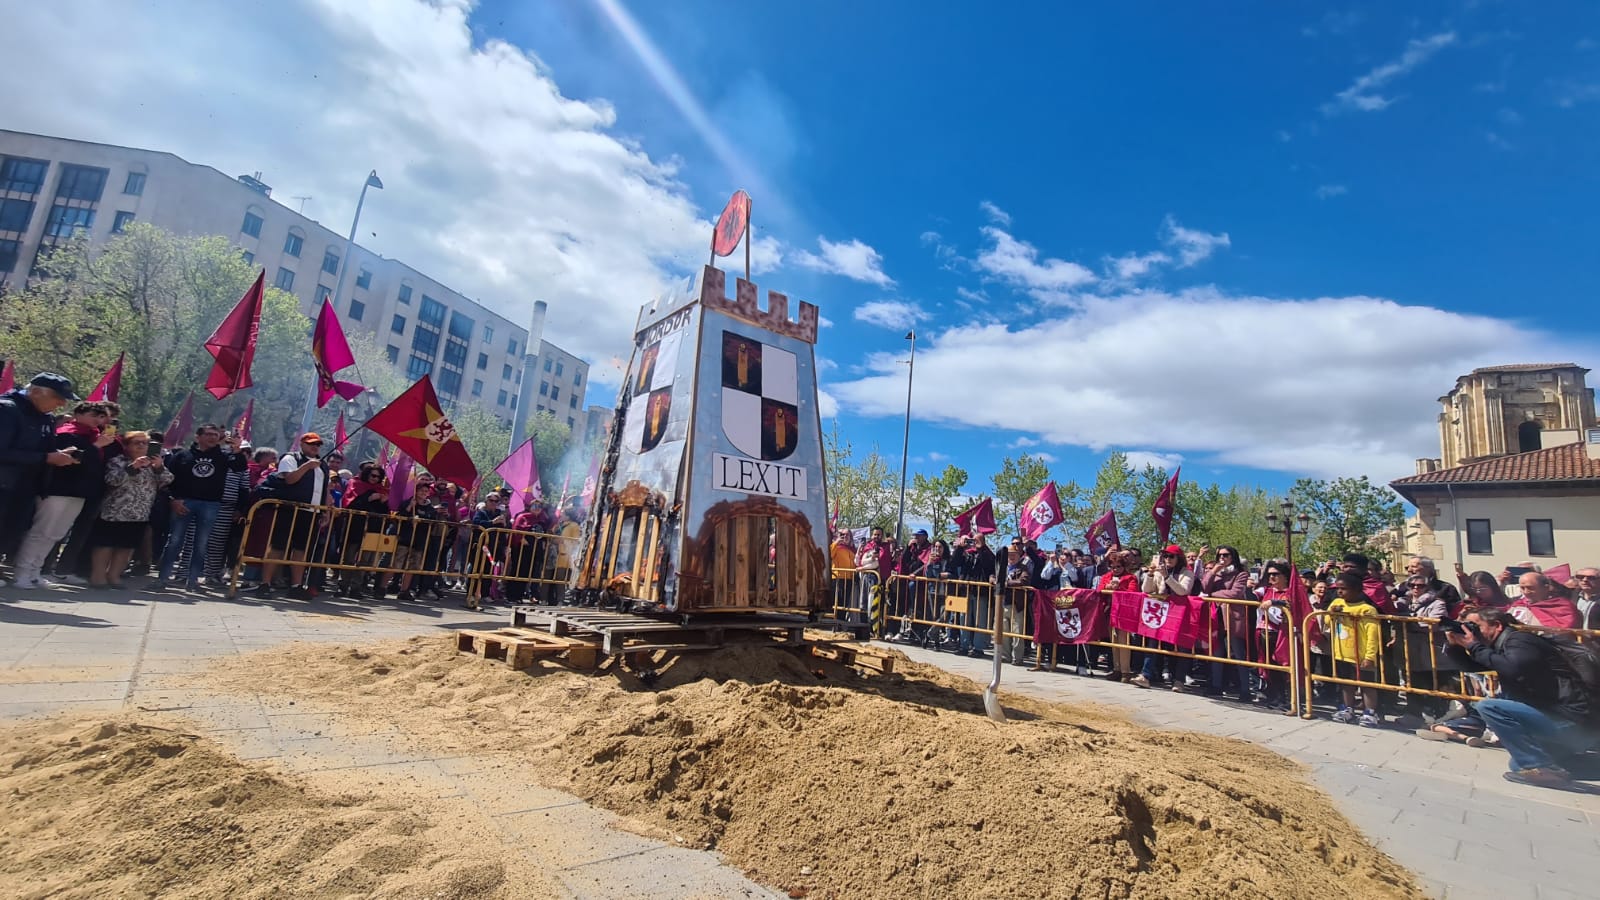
[312, 299, 365, 407]
[494, 437, 541, 511]
[385, 453, 416, 512]
[1086, 508, 1120, 555]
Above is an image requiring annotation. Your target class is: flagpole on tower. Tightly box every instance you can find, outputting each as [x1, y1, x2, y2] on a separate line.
[894, 329, 916, 544]
[301, 169, 382, 435]
[743, 196, 752, 281]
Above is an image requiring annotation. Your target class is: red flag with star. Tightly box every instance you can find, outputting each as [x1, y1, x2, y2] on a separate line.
[362, 377, 478, 488]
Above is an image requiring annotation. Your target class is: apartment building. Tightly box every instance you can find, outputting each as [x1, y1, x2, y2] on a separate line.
[0, 129, 587, 426]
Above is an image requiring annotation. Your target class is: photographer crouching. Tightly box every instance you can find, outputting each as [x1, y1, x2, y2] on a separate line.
[1445, 607, 1600, 789]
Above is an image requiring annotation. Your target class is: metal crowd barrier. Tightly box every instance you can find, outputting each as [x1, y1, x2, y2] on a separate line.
[228, 498, 460, 597]
[882, 573, 999, 647]
[464, 526, 582, 605]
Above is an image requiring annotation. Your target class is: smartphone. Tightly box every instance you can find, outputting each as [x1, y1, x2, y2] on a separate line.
[1506, 566, 1535, 579]
[146, 444, 161, 459]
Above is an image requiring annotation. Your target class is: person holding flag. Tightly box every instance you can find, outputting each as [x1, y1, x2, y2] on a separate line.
[1131, 545, 1197, 691]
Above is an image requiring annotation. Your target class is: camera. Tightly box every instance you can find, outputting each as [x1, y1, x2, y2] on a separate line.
[1438, 616, 1481, 638]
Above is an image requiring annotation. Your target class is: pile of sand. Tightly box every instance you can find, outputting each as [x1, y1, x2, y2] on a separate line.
[0, 717, 550, 899]
[199, 638, 1420, 899]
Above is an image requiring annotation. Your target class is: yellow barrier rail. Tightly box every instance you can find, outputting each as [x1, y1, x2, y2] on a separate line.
[464, 526, 582, 609]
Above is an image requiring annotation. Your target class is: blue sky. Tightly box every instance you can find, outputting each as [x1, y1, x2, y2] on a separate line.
[9, 0, 1599, 495]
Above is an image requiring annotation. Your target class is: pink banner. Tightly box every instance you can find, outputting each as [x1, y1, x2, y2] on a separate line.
[1109, 590, 1201, 648]
[1033, 587, 1106, 645]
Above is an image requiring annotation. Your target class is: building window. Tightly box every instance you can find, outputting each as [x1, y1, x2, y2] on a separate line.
[0, 156, 48, 194]
[1466, 519, 1492, 555]
[45, 205, 95, 238]
[569, 396, 577, 410]
[515, 369, 522, 384]
[55, 164, 108, 202]
[568, 417, 576, 428]
[419, 295, 445, 326]
[503, 364, 513, 381]
[111, 211, 135, 233]
[411, 327, 439, 356]
[438, 369, 462, 398]
[442, 338, 468, 369]
[322, 249, 340, 275]
[0, 198, 34, 232]
[316, 284, 332, 303]
[555, 362, 563, 377]
[471, 379, 484, 397]
[510, 394, 518, 410]
[240, 250, 254, 266]
[448, 310, 475, 341]
[508, 338, 518, 357]
[274, 267, 295, 291]
[283, 231, 303, 257]
[391, 314, 406, 334]
[550, 386, 559, 401]
[476, 352, 488, 371]
[0, 238, 20, 273]
[497, 389, 508, 407]
[406, 354, 433, 380]
[574, 370, 582, 386]
[241, 211, 263, 237]
[349, 298, 365, 321]
[483, 324, 495, 344]
[385, 344, 399, 364]
[543, 358, 552, 373]
[397, 284, 412, 305]
[123, 172, 146, 196]
[1526, 520, 1555, 557]
[356, 268, 372, 289]
[539, 382, 549, 397]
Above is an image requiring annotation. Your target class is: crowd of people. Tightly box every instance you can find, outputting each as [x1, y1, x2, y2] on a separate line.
[0, 371, 585, 607]
[831, 525, 1600, 789]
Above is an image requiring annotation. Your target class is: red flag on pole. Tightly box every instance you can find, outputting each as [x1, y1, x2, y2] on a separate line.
[1274, 566, 1318, 665]
[312, 298, 365, 407]
[493, 437, 541, 511]
[0, 359, 14, 394]
[363, 377, 479, 488]
[163, 393, 195, 449]
[86, 352, 124, 403]
[580, 455, 600, 510]
[204, 270, 264, 399]
[234, 399, 254, 443]
[1086, 509, 1120, 555]
[1151, 466, 1180, 544]
[954, 497, 998, 536]
[334, 410, 348, 450]
[712, 190, 751, 258]
[1019, 482, 1062, 542]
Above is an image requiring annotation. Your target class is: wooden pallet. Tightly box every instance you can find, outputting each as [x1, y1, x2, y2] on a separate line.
[807, 641, 896, 675]
[455, 628, 600, 670]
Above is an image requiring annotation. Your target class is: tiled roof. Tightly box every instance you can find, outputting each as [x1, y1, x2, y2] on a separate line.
[1392, 442, 1600, 491]
[1469, 363, 1585, 374]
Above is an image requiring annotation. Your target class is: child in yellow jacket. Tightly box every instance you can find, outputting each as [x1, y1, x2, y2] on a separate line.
[1328, 571, 1383, 727]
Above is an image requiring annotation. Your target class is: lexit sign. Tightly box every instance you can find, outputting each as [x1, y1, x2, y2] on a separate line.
[712, 452, 806, 500]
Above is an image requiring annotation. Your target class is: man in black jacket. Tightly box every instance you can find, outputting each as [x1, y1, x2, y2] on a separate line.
[12, 401, 116, 588]
[0, 374, 80, 587]
[953, 534, 997, 656]
[156, 423, 247, 591]
[1447, 607, 1600, 788]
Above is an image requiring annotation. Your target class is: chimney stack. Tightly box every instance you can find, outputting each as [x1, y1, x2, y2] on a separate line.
[509, 300, 549, 453]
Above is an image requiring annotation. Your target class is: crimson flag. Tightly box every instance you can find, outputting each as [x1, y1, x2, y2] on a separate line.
[0, 359, 14, 394]
[363, 377, 479, 488]
[1110, 590, 1202, 649]
[1151, 466, 1180, 544]
[1033, 588, 1107, 645]
[234, 399, 254, 443]
[203, 270, 264, 399]
[384, 452, 416, 512]
[86, 352, 124, 403]
[494, 437, 541, 511]
[829, 499, 840, 533]
[1545, 564, 1573, 585]
[712, 190, 751, 257]
[1018, 482, 1062, 541]
[312, 298, 365, 407]
[1086, 509, 1120, 555]
[1273, 566, 1317, 665]
[334, 410, 348, 450]
[954, 497, 997, 536]
[163, 393, 195, 449]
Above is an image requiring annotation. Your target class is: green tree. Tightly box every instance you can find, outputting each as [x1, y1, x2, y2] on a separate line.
[908, 464, 968, 539]
[822, 421, 896, 530]
[1290, 476, 1405, 563]
[990, 454, 1052, 538]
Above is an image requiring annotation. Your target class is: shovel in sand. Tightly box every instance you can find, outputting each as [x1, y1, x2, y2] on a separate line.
[983, 587, 1006, 722]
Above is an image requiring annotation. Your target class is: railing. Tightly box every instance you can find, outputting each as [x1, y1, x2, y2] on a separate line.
[464, 526, 582, 606]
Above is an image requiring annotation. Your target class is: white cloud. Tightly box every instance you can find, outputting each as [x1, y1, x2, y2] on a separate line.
[853, 300, 929, 331]
[1123, 451, 1185, 472]
[792, 237, 894, 286]
[1161, 216, 1230, 267]
[3, 0, 767, 379]
[927, 451, 951, 462]
[979, 200, 1012, 226]
[1276, 129, 1294, 143]
[1029, 451, 1058, 464]
[817, 315, 835, 328]
[817, 387, 839, 419]
[920, 229, 963, 269]
[1009, 436, 1041, 448]
[1323, 31, 1457, 116]
[831, 287, 1584, 481]
[1553, 80, 1600, 108]
[1107, 250, 1172, 281]
[1315, 184, 1349, 199]
[975, 226, 1097, 301]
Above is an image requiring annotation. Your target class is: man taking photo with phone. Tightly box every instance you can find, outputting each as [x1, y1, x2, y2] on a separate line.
[0, 373, 79, 587]
[157, 423, 247, 591]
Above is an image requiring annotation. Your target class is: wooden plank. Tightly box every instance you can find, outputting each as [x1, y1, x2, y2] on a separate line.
[734, 517, 751, 607]
[774, 520, 792, 604]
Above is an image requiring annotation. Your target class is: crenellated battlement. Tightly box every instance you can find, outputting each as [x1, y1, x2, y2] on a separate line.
[698, 265, 818, 344]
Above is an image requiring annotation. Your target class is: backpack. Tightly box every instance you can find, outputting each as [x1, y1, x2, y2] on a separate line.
[1541, 633, 1600, 720]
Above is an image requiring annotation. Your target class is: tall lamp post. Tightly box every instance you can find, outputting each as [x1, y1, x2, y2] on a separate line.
[300, 170, 383, 435]
[893, 329, 916, 544]
[1265, 499, 1311, 568]
[345, 386, 381, 462]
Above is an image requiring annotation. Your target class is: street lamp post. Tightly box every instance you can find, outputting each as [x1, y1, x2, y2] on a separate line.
[1264, 499, 1311, 568]
[894, 330, 916, 544]
[300, 170, 383, 435]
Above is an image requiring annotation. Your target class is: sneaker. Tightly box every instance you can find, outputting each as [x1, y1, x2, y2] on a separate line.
[1129, 674, 1152, 688]
[1503, 767, 1573, 789]
[1331, 707, 1355, 724]
[1359, 711, 1381, 728]
[253, 583, 275, 598]
[13, 575, 49, 589]
[55, 574, 88, 586]
[1076, 666, 1090, 677]
[398, 590, 414, 602]
[1172, 683, 1194, 694]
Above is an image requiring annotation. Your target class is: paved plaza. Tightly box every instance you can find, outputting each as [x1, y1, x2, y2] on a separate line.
[2, 586, 1597, 899]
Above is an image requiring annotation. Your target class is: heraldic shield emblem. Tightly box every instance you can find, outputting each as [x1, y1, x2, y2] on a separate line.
[629, 329, 681, 454]
[1055, 607, 1082, 640]
[721, 331, 798, 461]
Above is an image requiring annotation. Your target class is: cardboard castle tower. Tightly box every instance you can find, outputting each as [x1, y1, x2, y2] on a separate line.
[574, 265, 829, 614]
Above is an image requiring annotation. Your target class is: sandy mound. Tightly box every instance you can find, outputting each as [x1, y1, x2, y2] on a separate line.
[202, 637, 1420, 900]
[0, 717, 550, 899]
